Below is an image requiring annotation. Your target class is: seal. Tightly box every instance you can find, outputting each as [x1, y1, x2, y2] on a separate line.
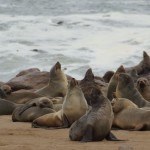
[103, 71, 114, 83]
[107, 65, 126, 101]
[69, 88, 121, 142]
[12, 97, 55, 122]
[5, 90, 43, 104]
[125, 51, 150, 75]
[136, 77, 150, 102]
[32, 78, 88, 128]
[80, 68, 105, 105]
[0, 84, 12, 99]
[116, 73, 150, 107]
[35, 62, 68, 98]
[0, 98, 22, 115]
[111, 97, 150, 130]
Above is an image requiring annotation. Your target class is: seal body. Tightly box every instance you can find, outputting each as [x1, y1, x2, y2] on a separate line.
[0, 99, 21, 115]
[116, 73, 150, 107]
[69, 88, 116, 142]
[12, 97, 55, 122]
[111, 98, 150, 130]
[107, 65, 126, 101]
[125, 51, 150, 75]
[32, 78, 88, 128]
[36, 62, 68, 98]
[137, 77, 150, 101]
[80, 68, 106, 105]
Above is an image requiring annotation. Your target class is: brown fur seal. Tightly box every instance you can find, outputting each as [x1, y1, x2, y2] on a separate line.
[0, 99, 22, 115]
[125, 51, 150, 75]
[35, 62, 68, 98]
[107, 65, 126, 101]
[111, 97, 150, 130]
[32, 78, 88, 128]
[80, 68, 106, 105]
[5, 90, 43, 104]
[136, 77, 150, 101]
[116, 73, 150, 107]
[12, 97, 55, 122]
[69, 88, 121, 142]
[103, 71, 114, 83]
[0, 84, 12, 98]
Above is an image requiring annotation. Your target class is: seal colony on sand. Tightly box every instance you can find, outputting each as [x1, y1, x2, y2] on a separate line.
[116, 73, 150, 107]
[69, 88, 121, 142]
[35, 62, 68, 98]
[111, 97, 150, 130]
[32, 78, 88, 128]
[0, 51, 149, 144]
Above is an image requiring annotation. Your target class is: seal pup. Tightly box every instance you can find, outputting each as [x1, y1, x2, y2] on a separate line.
[12, 97, 55, 122]
[136, 77, 150, 102]
[69, 88, 121, 142]
[32, 78, 88, 128]
[125, 51, 150, 75]
[116, 73, 150, 107]
[111, 97, 150, 130]
[0, 99, 22, 115]
[80, 68, 105, 105]
[107, 65, 126, 101]
[35, 62, 68, 98]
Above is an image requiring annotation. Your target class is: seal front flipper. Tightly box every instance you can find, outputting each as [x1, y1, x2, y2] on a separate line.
[18, 103, 36, 115]
[81, 125, 93, 142]
[105, 132, 125, 141]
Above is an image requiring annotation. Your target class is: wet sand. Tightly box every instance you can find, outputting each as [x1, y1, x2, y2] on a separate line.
[0, 115, 149, 150]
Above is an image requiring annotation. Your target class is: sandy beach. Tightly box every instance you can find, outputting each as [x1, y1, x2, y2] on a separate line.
[0, 115, 149, 150]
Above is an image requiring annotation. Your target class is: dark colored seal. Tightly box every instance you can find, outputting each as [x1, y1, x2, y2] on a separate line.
[69, 88, 121, 142]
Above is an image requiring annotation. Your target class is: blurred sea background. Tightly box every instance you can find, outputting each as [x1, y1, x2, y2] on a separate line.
[0, 0, 150, 81]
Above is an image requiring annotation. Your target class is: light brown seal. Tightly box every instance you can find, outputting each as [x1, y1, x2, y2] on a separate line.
[111, 97, 150, 130]
[35, 62, 68, 98]
[136, 77, 150, 101]
[32, 78, 88, 128]
[116, 73, 150, 107]
[0, 98, 22, 115]
[107, 65, 126, 101]
[12, 97, 55, 122]
[125, 51, 150, 75]
[5, 90, 43, 104]
[69, 88, 122, 142]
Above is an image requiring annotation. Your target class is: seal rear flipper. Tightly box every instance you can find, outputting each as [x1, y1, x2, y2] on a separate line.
[106, 132, 125, 141]
[81, 125, 93, 142]
[129, 124, 146, 131]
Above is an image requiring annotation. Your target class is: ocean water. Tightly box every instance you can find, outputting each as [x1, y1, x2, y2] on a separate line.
[0, 0, 150, 81]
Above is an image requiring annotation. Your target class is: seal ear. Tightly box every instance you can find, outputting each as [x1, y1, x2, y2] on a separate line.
[116, 65, 126, 73]
[143, 51, 149, 62]
[84, 68, 94, 81]
[55, 62, 61, 70]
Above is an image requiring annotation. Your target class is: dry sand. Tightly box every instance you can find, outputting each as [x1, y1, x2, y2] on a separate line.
[0, 115, 149, 150]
